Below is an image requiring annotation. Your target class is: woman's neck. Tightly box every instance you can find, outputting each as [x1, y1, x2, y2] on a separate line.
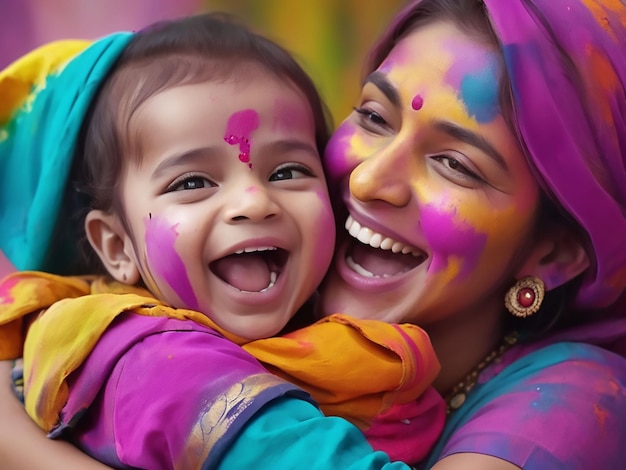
[426, 301, 504, 395]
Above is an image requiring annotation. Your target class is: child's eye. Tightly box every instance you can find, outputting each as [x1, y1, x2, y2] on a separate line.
[269, 163, 314, 181]
[166, 175, 215, 192]
[354, 107, 389, 128]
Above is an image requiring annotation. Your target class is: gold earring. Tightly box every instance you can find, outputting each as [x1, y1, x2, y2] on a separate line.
[505, 276, 545, 318]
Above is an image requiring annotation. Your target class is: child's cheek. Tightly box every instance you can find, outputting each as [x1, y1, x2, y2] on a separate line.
[144, 215, 199, 310]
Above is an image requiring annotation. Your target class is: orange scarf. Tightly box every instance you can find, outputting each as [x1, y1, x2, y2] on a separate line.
[0, 271, 439, 433]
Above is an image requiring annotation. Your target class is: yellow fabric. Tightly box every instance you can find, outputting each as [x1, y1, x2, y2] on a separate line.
[246, 317, 438, 429]
[0, 272, 439, 433]
[0, 40, 91, 127]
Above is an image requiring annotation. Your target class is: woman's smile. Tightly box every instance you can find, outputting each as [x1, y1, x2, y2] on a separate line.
[320, 21, 541, 327]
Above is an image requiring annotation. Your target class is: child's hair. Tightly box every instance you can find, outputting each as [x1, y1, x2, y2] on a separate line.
[69, 12, 332, 272]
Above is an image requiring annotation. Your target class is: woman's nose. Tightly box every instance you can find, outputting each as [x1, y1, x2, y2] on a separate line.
[224, 185, 281, 223]
[349, 144, 413, 207]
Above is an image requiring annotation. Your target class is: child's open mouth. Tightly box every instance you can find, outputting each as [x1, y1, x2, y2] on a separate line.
[210, 247, 288, 292]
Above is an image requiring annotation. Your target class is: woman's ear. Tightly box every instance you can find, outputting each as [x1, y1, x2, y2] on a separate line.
[85, 210, 141, 284]
[515, 225, 589, 291]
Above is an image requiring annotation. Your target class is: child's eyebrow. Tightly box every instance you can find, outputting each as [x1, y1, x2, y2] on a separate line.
[152, 147, 219, 179]
[260, 139, 319, 158]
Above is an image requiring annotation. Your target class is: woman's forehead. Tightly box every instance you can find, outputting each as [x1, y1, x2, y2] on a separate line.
[371, 22, 503, 133]
[380, 23, 500, 98]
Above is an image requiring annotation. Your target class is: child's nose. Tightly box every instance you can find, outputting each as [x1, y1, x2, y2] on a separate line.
[224, 185, 280, 223]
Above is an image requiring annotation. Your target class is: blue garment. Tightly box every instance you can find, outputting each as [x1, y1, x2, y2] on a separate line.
[421, 341, 626, 469]
[0, 33, 132, 273]
[220, 398, 411, 470]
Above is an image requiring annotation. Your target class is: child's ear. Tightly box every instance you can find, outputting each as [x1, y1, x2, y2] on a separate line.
[515, 225, 589, 291]
[85, 210, 141, 284]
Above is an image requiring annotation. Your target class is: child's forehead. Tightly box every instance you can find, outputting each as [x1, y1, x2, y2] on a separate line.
[115, 58, 299, 122]
[107, 61, 269, 151]
[119, 73, 316, 168]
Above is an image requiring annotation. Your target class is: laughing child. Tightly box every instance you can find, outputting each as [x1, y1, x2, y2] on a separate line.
[0, 13, 443, 469]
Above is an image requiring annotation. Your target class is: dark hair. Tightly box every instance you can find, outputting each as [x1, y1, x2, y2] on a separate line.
[69, 12, 332, 272]
[365, 0, 588, 335]
[366, 0, 497, 70]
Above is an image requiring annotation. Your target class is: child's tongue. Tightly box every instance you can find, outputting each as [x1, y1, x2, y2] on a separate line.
[212, 253, 271, 291]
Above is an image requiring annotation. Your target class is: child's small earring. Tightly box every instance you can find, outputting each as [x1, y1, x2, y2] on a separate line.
[505, 276, 545, 318]
[122, 273, 127, 282]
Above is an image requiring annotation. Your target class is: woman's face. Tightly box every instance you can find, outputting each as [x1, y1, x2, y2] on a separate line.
[319, 21, 542, 327]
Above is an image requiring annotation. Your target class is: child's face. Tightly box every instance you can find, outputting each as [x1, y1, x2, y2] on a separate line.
[118, 70, 335, 339]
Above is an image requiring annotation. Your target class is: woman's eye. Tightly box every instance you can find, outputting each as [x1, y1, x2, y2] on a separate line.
[431, 155, 482, 182]
[269, 164, 313, 181]
[167, 175, 215, 192]
[354, 107, 389, 127]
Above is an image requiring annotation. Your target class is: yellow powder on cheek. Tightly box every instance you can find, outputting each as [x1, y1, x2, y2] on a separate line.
[349, 131, 380, 164]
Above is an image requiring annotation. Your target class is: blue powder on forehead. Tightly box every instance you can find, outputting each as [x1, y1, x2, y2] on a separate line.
[459, 60, 500, 123]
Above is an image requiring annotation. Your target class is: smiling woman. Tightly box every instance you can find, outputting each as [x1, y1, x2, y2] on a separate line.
[321, 20, 542, 333]
[1, 1, 626, 469]
[316, 0, 626, 468]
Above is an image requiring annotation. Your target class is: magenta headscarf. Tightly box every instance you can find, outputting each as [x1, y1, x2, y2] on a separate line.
[370, 0, 626, 314]
[482, 0, 626, 312]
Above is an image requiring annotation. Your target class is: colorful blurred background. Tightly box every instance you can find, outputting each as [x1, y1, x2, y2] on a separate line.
[0, 0, 406, 123]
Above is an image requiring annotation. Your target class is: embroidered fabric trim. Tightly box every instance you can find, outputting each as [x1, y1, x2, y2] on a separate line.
[445, 332, 519, 415]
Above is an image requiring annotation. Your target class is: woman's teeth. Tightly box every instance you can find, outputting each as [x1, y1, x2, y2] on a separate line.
[345, 215, 422, 257]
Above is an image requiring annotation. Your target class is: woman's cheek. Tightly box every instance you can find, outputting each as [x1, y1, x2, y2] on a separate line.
[420, 203, 487, 282]
[324, 121, 365, 183]
[143, 214, 199, 310]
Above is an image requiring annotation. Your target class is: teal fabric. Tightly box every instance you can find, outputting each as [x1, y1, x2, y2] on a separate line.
[218, 397, 411, 469]
[423, 344, 569, 467]
[0, 33, 133, 273]
[422, 341, 625, 469]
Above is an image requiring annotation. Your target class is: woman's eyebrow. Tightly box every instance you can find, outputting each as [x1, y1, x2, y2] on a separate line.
[363, 71, 400, 107]
[434, 120, 509, 172]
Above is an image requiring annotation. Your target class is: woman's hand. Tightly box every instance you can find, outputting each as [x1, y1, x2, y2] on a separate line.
[0, 360, 112, 469]
[432, 453, 521, 470]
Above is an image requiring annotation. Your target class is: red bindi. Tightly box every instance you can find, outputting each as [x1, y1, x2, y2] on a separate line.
[411, 94, 424, 111]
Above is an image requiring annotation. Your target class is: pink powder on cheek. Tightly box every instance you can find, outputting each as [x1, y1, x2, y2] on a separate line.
[144, 215, 199, 310]
[312, 203, 336, 270]
[246, 186, 258, 193]
[224, 109, 260, 164]
[420, 204, 486, 278]
[324, 121, 359, 183]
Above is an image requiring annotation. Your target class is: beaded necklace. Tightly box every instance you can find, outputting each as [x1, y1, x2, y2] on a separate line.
[444, 331, 519, 415]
